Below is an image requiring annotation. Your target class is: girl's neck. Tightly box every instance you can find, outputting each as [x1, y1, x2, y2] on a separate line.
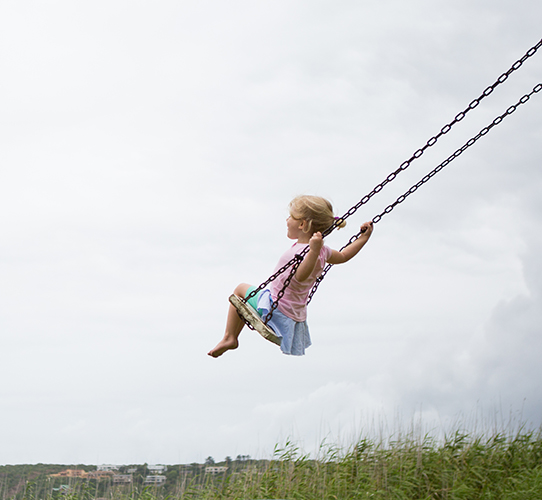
[296, 234, 312, 244]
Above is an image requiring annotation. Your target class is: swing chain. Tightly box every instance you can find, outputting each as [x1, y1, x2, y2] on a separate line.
[245, 38, 542, 315]
[307, 228, 368, 304]
[321, 38, 542, 235]
[372, 82, 542, 224]
[239, 253, 305, 332]
[240, 249, 310, 330]
[245, 247, 310, 304]
[262, 253, 304, 324]
[308, 81, 542, 304]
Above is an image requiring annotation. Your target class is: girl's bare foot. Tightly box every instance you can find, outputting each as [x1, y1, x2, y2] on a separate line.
[207, 337, 239, 358]
[209, 284, 251, 358]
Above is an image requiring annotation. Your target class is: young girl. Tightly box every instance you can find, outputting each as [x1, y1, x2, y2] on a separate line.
[208, 195, 373, 357]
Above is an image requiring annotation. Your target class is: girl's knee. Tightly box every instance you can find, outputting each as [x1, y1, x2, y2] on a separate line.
[234, 283, 251, 297]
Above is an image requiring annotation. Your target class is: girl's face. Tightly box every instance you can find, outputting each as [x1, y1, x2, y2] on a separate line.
[286, 214, 305, 240]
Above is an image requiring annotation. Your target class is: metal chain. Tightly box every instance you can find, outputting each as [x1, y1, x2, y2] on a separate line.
[240, 256, 303, 331]
[372, 83, 542, 223]
[239, 252, 305, 329]
[247, 36, 542, 304]
[321, 37, 542, 236]
[262, 254, 304, 324]
[307, 230, 366, 304]
[307, 82, 542, 304]
[241, 38, 542, 323]
[245, 248, 310, 301]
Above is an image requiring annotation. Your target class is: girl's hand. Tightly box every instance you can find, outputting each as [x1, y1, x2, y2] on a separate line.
[296, 232, 324, 281]
[326, 222, 374, 266]
[360, 221, 373, 237]
[309, 232, 324, 252]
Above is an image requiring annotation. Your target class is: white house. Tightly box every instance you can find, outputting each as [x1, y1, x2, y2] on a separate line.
[148, 465, 167, 473]
[97, 465, 119, 472]
[144, 475, 166, 485]
[113, 475, 132, 484]
[205, 466, 228, 475]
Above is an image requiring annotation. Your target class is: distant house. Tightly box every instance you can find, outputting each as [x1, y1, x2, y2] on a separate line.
[144, 475, 166, 485]
[87, 470, 115, 479]
[127, 468, 137, 474]
[112, 475, 132, 484]
[50, 469, 88, 478]
[97, 465, 119, 472]
[147, 465, 167, 473]
[205, 466, 228, 475]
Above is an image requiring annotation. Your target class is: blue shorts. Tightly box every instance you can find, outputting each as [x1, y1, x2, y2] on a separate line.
[246, 288, 312, 356]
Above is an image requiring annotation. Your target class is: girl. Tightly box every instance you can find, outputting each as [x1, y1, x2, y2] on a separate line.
[208, 195, 373, 357]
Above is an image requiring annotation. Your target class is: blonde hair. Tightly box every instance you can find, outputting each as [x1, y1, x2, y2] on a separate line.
[289, 195, 346, 234]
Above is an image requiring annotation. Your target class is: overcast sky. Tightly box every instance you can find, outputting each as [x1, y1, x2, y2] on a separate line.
[1, 0, 541, 465]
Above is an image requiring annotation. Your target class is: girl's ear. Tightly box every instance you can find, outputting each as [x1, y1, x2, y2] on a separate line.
[299, 219, 311, 233]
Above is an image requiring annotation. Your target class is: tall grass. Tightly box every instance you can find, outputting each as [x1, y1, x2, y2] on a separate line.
[15, 426, 542, 500]
[184, 428, 542, 500]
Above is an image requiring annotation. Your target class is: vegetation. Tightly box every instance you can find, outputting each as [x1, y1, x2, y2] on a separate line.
[2, 428, 542, 499]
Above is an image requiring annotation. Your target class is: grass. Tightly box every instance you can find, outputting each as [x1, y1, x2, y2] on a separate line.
[195, 430, 542, 500]
[13, 426, 542, 500]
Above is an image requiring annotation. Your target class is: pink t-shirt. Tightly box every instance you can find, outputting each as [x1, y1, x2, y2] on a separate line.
[269, 242, 332, 322]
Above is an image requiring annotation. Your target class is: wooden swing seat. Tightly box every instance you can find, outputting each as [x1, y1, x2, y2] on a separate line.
[229, 294, 281, 346]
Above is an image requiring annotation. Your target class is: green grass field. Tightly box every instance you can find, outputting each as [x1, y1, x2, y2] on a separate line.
[10, 426, 542, 500]
[193, 429, 542, 499]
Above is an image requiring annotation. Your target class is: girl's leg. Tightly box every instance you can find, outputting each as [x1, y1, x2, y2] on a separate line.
[208, 283, 252, 358]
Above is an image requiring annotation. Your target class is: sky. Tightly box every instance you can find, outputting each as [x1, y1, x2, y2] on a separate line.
[1, 0, 541, 465]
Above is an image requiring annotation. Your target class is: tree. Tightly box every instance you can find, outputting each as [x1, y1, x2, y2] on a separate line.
[204, 457, 215, 465]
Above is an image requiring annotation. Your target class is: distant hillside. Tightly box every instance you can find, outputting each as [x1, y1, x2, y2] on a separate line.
[0, 457, 257, 500]
[0, 464, 94, 498]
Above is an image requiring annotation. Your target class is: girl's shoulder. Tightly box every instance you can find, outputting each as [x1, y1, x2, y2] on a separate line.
[289, 241, 331, 259]
[321, 244, 333, 260]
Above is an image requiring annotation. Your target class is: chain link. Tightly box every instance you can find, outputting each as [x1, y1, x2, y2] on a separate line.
[308, 82, 542, 304]
[321, 38, 542, 235]
[371, 82, 541, 224]
[262, 254, 304, 324]
[242, 38, 542, 323]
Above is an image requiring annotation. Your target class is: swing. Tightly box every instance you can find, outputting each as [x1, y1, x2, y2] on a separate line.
[232, 38, 542, 345]
[229, 294, 281, 345]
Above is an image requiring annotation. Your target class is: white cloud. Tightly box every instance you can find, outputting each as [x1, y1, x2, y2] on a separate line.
[0, 0, 541, 464]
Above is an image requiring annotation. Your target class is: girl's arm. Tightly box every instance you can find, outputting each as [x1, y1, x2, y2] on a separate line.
[327, 222, 373, 265]
[295, 232, 325, 282]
